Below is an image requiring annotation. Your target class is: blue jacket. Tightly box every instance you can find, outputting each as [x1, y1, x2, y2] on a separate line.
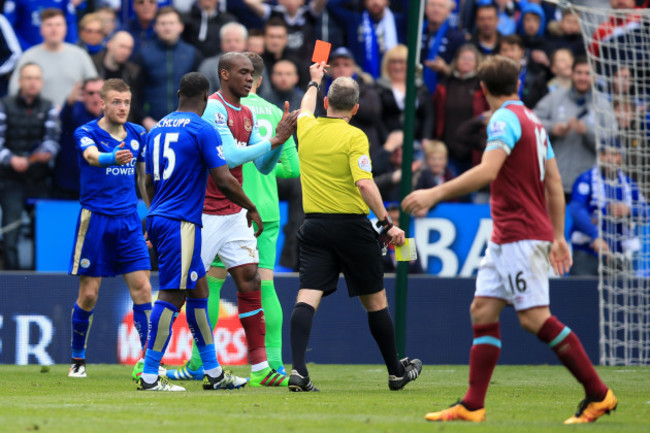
[570, 165, 649, 256]
[3, 0, 78, 50]
[138, 38, 202, 121]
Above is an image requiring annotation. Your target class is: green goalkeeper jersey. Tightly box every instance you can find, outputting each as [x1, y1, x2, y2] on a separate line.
[241, 93, 300, 222]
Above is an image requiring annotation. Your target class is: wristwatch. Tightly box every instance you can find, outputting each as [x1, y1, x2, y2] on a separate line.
[307, 80, 320, 91]
[375, 214, 394, 231]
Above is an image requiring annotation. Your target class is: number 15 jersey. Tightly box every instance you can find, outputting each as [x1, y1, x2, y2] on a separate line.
[485, 101, 555, 245]
[145, 111, 227, 226]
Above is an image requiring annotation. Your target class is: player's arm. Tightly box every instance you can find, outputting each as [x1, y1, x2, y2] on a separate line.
[136, 162, 151, 207]
[545, 157, 572, 275]
[251, 110, 285, 174]
[402, 149, 506, 214]
[209, 165, 263, 236]
[143, 172, 155, 209]
[275, 135, 300, 179]
[75, 128, 133, 167]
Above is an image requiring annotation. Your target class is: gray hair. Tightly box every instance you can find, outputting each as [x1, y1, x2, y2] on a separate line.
[220, 22, 248, 41]
[326, 77, 359, 111]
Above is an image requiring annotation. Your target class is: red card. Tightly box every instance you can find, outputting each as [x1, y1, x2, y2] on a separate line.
[311, 40, 331, 64]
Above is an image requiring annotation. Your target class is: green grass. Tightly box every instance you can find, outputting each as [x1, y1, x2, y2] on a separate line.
[0, 364, 648, 433]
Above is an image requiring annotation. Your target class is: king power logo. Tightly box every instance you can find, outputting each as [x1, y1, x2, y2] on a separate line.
[117, 299, 248, 365]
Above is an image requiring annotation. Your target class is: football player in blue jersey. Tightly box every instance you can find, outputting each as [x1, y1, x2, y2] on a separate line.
[137, 72, 262, 392]
[68, 79, 153, 379]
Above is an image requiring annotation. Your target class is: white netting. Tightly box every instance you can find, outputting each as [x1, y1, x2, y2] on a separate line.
[570, 1, 650, 365]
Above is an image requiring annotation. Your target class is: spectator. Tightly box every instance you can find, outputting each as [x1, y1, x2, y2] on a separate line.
[92, 31, 142, 121]
[259, 17, 308, 96]
[382, 203, 424, 273]
[421, 0, 467, 95]
[517, 1, 551, 70]
[316, 46, 384, 153]
[547, 48, 574, 93]
[9, 9, 97, 109]
[122, 0, 158, 57]
[198, 21, 247, 94]
[245, 28, 265, 55]
[414, 139, 455, 193]
[0, 62, 59, 269]
[3, 0, 78, 50]
[327, 0, 406, 79]
[468, 0, 501, 55]
[612, 98, 649, 196]
[376, 44, 434, 143]
[547, 8, 586, 57]
[181, 0, 236, 58]
[244, 0, 327, 60]
[494, 0, 517, 36]
[0, 14, 22, 97]
[96, 6, 118, 39]
[534, 57, 602, 200]
[52, 77, 104, 199]
[497, 34, 547, 109]
[433, 44, 489, 176]
[266, 59, 304, 111]
[77, 13, 106, 55]
[372, 130, 422, 203]
[137, 7, 202, 130]
[570, 142, 649, 275]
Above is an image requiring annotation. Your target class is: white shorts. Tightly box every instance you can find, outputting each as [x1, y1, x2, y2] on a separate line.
[201, 209, 259, 271]
[475, 240, 551, 311]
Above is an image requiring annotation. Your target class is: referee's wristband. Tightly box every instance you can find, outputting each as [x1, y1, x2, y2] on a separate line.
[375, 214, 394, 237]
[307, 80, 320, 91]
[97, 150, 117, 167]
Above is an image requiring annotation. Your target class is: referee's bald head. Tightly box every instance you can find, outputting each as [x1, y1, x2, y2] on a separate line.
[327, 77, 359, 112]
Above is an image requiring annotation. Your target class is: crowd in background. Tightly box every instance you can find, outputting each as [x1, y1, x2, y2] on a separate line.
[1, 0, 649, 273]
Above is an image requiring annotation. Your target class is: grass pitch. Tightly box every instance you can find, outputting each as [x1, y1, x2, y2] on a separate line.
[0, 364, 648, 433]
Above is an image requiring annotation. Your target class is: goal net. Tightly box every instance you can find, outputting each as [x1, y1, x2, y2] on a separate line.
[569, 1, 650, 365]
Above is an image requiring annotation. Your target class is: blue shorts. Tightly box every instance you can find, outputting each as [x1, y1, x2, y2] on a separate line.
[146, 215, 205, 290]
[69, 208, 150, 277]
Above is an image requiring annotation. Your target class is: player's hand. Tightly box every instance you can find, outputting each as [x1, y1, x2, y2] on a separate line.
[402, 188, 440, 215]
[114, 143, 133, 165]
[246, 208, 264, 237]
[549, 238, 572, 276]
[309, 61, 327, 83]
[10, 155, 29, 172]
[273, 102, 298, 146]
[387, 225, 405, 247]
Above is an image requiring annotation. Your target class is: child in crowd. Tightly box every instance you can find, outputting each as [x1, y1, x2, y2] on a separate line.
[547, 48, 574, 93]
[414, 140, 455, 215]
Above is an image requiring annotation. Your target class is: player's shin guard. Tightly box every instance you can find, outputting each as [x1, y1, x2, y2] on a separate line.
[462, 322, 501, 410]
[71, 303, 94, 359]
[188, 276, 223, 370]
[143, 300, 177, 383]
[290, 302, 315, 377]
[238, 290, 267, 368]
[185, 298, 219, 372]
[367, 308, 403, 376]
[261, 279, 283, 370]
[133, 302, 152, 351]
[537, 316, 608, 400]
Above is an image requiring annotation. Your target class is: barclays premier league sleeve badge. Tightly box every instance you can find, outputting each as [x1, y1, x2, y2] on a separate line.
[358, 155, 372, 172]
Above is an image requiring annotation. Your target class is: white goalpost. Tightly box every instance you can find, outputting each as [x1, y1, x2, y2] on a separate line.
[559, 0, 650, 366]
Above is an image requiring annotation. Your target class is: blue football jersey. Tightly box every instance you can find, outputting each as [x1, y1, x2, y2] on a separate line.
[75, 120, 147, 215]
[146, 111, 227, 226]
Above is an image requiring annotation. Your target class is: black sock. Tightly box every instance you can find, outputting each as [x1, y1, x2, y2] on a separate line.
[368, 308, 404, 376]
[290, 302, 315, 377]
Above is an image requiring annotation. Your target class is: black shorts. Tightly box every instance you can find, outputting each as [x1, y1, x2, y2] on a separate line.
[297, 214, 384, 297]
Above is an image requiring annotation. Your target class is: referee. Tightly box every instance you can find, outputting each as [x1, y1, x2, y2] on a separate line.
[288, 62, 422, 392]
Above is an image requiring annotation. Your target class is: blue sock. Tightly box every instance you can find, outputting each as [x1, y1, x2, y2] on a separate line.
[186, 298, 219, 371]
[71, 303, 93, 359]
[144, 300, 177, 376]
[133, 302, 152, 350]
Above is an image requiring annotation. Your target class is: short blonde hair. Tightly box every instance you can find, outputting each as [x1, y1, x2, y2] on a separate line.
[380, 44, 408, 81]
[79, 12, 104, 33]
[423, 139, 448, 158]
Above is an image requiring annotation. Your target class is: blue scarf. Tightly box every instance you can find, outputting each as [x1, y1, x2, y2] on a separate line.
[362, 10, 380, 79]
[422, 20, 449, 95]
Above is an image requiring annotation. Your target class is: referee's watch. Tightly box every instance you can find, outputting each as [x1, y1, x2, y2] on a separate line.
[307, 80, 320, 91]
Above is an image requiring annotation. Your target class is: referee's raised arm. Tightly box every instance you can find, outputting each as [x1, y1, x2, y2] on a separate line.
[301, 62, 327, 113]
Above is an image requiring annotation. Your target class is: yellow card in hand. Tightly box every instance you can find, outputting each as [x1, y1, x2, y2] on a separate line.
[395, 238, 417, 261]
